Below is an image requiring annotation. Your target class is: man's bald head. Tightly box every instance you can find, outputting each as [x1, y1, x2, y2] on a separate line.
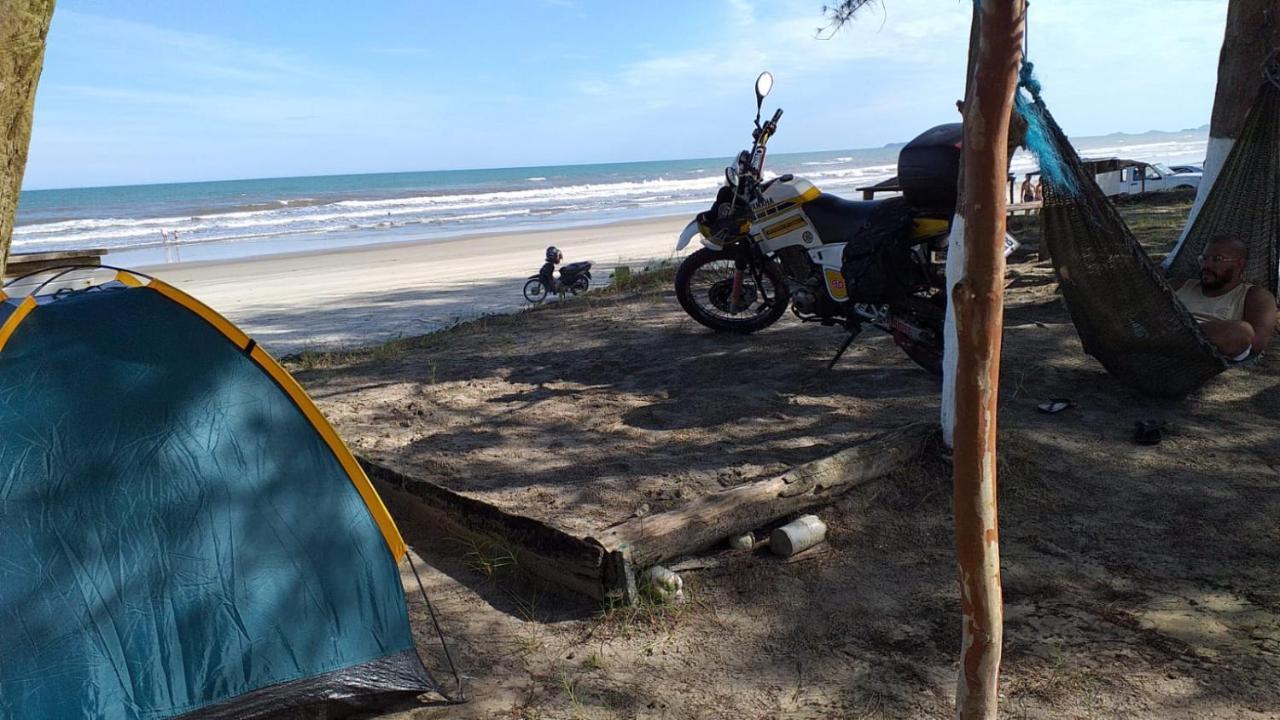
[1200, 235, 1249, 291]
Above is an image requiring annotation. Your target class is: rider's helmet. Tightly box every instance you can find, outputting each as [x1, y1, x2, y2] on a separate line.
[545, 246, 563, 264]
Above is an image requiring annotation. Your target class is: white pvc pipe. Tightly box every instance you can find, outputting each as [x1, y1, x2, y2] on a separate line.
[940, 214, 966, 448]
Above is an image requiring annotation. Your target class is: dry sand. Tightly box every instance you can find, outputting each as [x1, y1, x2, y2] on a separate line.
[143, 214, 690, 356]
[279, 195, 1280, 719]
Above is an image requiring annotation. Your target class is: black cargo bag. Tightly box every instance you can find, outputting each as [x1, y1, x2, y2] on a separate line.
[840, 199, 917, 304]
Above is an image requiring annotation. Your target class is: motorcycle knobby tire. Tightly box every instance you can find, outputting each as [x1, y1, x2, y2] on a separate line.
[675, 247, 790, 334]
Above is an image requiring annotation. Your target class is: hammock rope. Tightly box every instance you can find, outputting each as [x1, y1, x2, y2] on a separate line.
[1014, 60, 1280, 397]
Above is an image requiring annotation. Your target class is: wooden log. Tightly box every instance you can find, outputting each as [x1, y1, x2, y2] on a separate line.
[360, 457, 610, 600]
[594, 422, 937, 567]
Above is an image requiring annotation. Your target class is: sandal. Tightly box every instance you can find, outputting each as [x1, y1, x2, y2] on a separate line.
[1133, 420, 1163, 446]
[1037, 398, 1073, 414]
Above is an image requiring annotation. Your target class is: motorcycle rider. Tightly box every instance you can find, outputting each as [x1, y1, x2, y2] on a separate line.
[539, 246, 563, 293]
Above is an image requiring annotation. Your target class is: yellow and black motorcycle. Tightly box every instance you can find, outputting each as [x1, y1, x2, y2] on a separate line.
[673, 72, 956, 374]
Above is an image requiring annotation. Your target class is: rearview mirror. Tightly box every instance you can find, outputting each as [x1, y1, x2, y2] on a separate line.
[755, 72, 774, 106]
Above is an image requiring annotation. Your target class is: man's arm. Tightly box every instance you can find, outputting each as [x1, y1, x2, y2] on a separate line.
[1243, 286, 1279, 354]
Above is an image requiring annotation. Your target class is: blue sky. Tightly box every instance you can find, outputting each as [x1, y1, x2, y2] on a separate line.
[24, 0, 1228, 189]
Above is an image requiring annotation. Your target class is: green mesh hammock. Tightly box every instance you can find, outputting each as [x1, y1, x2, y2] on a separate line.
[1016, 62, 1280, 397]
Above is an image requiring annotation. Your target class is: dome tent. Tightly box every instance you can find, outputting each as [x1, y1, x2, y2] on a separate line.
[0, 268, 438, 718]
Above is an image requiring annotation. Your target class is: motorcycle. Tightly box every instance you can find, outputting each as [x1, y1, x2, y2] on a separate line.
[523, 260, 593, 304]
[672, 71, 953, 374]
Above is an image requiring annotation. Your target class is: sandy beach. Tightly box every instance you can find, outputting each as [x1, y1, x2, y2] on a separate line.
[140, 214, 691, 356]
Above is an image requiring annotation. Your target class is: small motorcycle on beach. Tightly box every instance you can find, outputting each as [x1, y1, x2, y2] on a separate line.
[673, 72, 959, 374]
[524, 246, 593, 304]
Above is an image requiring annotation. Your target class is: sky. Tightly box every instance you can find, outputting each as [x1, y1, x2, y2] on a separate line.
[23, 0, 1229, 190]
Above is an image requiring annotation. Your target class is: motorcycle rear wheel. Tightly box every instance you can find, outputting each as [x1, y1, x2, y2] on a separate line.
[675, 248, 790, 334]
[890, 295, 945, 375]
[568, 275, 590, 295]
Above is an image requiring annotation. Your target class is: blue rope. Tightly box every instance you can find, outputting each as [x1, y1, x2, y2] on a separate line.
[1015, 59, 1081, 197]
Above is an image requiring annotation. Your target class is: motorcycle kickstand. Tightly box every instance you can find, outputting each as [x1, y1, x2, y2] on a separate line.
[827, 325, 863, 370]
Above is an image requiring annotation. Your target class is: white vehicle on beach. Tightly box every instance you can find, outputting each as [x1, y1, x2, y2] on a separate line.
[1110, 162, 1202, 195]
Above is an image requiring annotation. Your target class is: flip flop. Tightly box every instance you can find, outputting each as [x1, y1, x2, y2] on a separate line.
[1133, 420, 1163, 446]
[1037, 399, 1072, 414]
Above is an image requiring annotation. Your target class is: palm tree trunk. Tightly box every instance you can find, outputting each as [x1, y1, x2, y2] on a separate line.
[951, 1, 1024, 717]
[1175, 0, 1280, 252]
[0, 0, 55, 278]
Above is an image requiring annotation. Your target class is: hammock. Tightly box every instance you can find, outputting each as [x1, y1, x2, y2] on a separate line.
[1016, 63, 1280, 397]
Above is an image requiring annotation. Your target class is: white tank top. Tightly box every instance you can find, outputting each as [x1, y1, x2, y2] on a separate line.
[1175, 280, 1251, 323]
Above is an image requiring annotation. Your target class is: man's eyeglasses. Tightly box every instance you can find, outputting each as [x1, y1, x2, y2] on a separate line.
[1198, 253, 1237, 264]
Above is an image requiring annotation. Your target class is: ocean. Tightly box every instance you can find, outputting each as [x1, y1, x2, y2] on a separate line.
[15, 130, 1209, 267]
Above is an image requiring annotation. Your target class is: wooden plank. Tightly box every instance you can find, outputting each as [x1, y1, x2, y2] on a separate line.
[593, 422, 937, 568]
[5, 249, 106, 278]
[360, 457, 610, 601]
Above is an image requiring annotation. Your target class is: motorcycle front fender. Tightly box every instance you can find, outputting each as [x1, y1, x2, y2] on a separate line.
[675, 219, 702, 252]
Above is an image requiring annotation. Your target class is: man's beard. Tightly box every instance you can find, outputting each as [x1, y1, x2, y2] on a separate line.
[1201, 269, 1230, 291]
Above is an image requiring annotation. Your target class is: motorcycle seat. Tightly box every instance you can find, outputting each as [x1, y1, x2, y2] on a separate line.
[802, 194, 909, 247]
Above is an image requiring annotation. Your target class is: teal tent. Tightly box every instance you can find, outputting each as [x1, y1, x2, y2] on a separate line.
[0, 269, 437, 718]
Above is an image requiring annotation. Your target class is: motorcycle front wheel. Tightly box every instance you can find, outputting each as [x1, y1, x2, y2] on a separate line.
[675, 248, 790, 334]
[523, 278, 549, 304]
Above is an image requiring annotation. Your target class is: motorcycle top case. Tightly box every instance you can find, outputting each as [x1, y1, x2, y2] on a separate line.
[896, 123, 962, 216]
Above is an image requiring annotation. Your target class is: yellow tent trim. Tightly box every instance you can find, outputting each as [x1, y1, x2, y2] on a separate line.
[0, 297, 37, 354]
[246, 344, 406, 561]
[115, 271, 145, 287]
[147, 279, 408, 561]
[149, 279, 251, 349]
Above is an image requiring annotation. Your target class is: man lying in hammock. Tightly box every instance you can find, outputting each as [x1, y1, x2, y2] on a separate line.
[1174, 236, 1278, 360]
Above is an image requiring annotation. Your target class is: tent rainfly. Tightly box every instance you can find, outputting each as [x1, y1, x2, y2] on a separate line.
[0, 268, 438, 719]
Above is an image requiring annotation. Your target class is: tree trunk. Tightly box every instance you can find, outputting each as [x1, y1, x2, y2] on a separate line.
[940, 4, 983, 448]
[0, 0, 55, 279]
[951, 1, 1023, 718]
[1173, 0, 1280, 255]
[941, 7, 1025, 448]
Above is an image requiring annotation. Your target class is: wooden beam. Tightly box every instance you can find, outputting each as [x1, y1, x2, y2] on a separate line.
[360, 457, 612, 601]
[594, 423, 936, 568]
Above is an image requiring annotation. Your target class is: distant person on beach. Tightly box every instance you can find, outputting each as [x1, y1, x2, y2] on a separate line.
[1174, 236, 1277, 360]
[1021, 178, 1035, 203]
[539, 246, 563, 292]
[1032, 182, 1043, 201]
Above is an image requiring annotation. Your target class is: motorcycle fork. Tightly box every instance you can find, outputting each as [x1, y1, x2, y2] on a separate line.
[729, 248, 755, 313]
[734, 247, 776, 313]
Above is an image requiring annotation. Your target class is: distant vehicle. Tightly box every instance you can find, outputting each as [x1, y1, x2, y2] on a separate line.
[1091, 160, 1202, 196]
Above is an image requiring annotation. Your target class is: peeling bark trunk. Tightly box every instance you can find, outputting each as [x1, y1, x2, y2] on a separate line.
[941, 4, 982, 449]
[1175, 0, 1280, 253]
[952, 1, 1023, 718]
[0, 0, 55, 278]
[941, 6, 1025, 448]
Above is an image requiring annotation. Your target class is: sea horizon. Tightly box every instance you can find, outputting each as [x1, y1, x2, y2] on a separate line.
[15, 127, 1210, 267]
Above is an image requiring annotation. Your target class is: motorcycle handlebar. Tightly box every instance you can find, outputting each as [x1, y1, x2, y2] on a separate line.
[770, 108, 783, 125]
